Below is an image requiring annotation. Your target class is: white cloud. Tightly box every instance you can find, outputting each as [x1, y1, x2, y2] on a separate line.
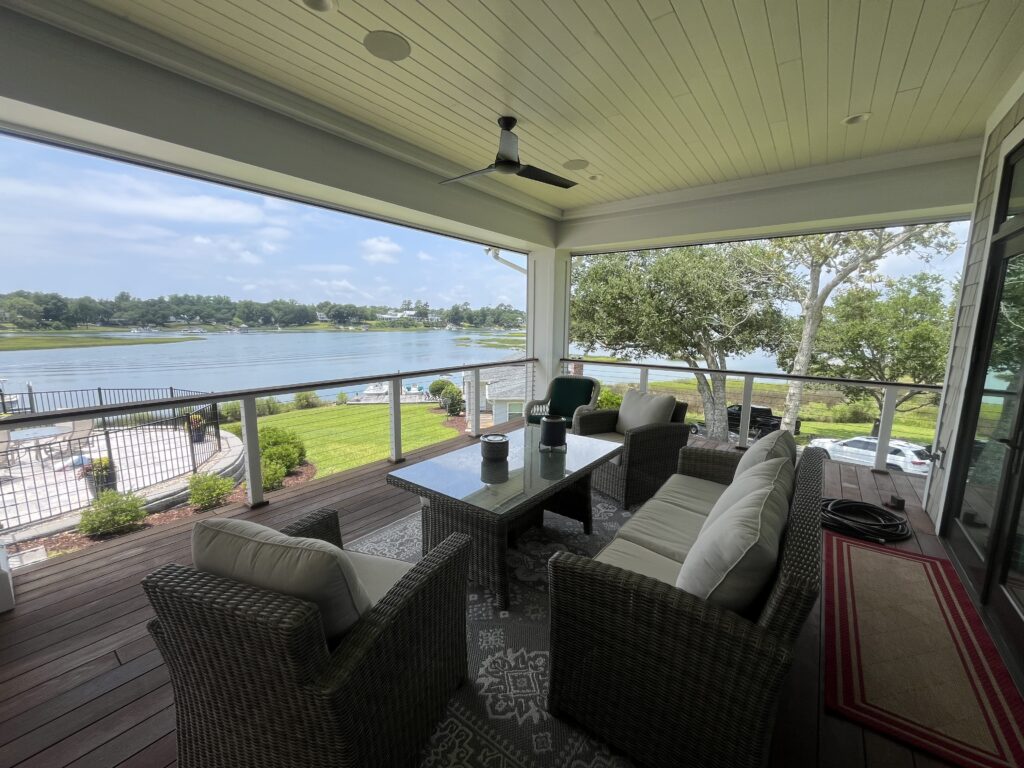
[360, 235, 401, 263]
[417, 250, 435, 261]
[0, 175, 266, 224]
[193, 235, 212, 245]
[297, 263, 353, 274]
[236, 250, 263, 265]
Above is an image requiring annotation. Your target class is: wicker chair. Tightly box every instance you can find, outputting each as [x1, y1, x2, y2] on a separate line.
[573, 400, 689, 508]
[525, 375, 600, 427]
[547, 447, 826, 768]
[143, 508, 471, 768]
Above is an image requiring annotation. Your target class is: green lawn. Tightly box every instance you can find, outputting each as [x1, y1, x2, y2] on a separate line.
[0, 335, 198, 351]
[225, 403, 460, 477]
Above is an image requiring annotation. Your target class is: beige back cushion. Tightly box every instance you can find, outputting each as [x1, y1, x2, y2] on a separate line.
[616, 389, 677, 434]
[676, 457, 793, 612]
[192, 517, 371, 640]
[734, 429, 797, 477]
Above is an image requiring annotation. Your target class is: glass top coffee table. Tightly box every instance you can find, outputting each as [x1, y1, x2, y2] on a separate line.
[386, 426, 621, 608]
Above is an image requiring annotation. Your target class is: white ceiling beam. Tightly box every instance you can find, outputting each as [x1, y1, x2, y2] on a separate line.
[558, 150, 980, 252]
[0, 7, 557, 253]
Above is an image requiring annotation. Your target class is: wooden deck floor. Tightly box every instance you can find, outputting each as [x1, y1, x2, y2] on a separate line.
[0, 434, 953, 767]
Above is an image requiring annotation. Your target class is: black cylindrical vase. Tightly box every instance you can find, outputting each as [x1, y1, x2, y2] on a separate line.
[540, 415, 567, 448]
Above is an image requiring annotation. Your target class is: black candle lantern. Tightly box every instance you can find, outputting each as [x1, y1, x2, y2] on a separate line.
[539, 415, 567, 452]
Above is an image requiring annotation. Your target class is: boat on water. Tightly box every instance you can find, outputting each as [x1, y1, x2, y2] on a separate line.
[349, 381, 443, 404]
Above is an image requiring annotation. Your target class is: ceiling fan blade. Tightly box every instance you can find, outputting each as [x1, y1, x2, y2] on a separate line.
[497, 129, 519, 162]
[439, 165, 497, 185]
[516, 165, 577, 189]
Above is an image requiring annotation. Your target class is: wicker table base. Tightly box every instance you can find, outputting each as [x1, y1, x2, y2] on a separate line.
[420, 474, 593, 609]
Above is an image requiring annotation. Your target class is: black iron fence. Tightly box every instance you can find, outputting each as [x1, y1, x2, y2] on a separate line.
[0, 389, 221, 531]
[0, 385, 207, 415]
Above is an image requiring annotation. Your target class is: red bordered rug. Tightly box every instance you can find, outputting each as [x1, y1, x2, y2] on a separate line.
[824, 532, 1024, 768]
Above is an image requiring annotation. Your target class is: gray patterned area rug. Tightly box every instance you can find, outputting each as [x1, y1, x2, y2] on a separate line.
[348, 494, 636, 768]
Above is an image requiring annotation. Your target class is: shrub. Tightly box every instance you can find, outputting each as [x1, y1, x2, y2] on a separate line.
[293, 391, 322, 410]
[831, 401, 877, 424]
[188, 473, 235, 511]
[597, 389, 624, 409]
[219, 400, 241, 422]
[263, 443, 301, 473]
[261, 459, 287, 491]
[256, 396, 282, 417]
[335, 391, 349, 405]
[79, 491, 147, 536]
[428, 378, 450, 397]
[440, 382, 464, 416]
[258, 425, 307, 464]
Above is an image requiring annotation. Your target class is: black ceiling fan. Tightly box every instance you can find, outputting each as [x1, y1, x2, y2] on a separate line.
[439, 116, 577, 189]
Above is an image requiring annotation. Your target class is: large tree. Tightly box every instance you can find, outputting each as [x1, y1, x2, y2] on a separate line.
[770, 226, 957, 430]
[803, 274, 953, 411]
[571, 243, 792, 439]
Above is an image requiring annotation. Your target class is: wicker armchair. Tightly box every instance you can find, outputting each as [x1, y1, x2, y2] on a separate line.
[547, 447, 826, 768]
[574, 400, 689, 508]
[143, 508, 471, 768]
[525, 375, 600, 427]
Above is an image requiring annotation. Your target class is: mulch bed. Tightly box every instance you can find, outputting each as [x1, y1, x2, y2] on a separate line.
[5, 461, 317, 561]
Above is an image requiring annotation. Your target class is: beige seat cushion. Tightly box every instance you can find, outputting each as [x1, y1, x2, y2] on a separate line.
[616, 506, 706, 562]
[676, 457, 792, 612]
[345, 550, 414, 605]
[192, 517, 371, 640]
[734, 429, 797, 477]
[616, 389, 677, 435]
[615, 474, 727, 561]
[595, 538, 681, 586]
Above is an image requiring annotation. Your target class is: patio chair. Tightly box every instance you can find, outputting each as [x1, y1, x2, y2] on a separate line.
[525, 375, 600, 427]
[574, 398, 689, 508]
[143, 508, 471, 768]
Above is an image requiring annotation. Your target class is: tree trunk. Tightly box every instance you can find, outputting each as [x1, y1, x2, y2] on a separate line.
[782, 309, 822, 432]
[694, 371, 730, 441]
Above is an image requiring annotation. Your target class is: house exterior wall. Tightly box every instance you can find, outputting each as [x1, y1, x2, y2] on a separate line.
[493, 401, 509, 424]
[928, 90, 1024, 524]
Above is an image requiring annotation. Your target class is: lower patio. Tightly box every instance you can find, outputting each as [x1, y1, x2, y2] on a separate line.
[0, 429, 946, 768]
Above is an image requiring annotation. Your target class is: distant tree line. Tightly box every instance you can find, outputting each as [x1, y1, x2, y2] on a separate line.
[0, 290, 525, 330]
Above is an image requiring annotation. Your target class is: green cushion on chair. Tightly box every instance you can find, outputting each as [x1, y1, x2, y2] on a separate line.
[548, 378, 596, 421]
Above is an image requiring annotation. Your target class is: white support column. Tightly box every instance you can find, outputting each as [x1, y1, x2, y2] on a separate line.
[388, 376, 404, 463]
[738, 375, 754, 448]
[638, 367, 650, 393]
[239, 395, 265, 507]
[874, 386, 900, 472]
[526, 247, 572, 400]
[469, 369, 482, 436]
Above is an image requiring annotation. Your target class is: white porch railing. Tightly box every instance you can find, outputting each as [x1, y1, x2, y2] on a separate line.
[0, 358, 535, 531]
[561, 358, 943, 473]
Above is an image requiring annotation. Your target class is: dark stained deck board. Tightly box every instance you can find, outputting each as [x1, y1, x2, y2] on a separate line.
[0, 434, 954, 768]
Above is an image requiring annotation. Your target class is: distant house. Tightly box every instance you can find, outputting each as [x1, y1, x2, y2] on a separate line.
[376, 311, 402, 321]
[315, 311, 329, 322]
[462, 366, 527, 423]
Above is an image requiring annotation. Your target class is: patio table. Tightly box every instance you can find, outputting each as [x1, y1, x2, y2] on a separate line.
[386, 425, 620, 608]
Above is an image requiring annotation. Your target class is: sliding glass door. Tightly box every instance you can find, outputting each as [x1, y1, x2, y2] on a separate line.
[945, 145, 1024, 670]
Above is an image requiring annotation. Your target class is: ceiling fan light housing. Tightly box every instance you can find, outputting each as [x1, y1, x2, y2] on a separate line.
[364, 30, 412, 62]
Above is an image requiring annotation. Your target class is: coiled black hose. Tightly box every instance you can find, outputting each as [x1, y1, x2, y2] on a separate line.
[820, 498, 912, 544]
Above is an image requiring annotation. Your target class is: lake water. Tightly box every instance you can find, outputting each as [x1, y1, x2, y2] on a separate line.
[0, 329, 785, 398]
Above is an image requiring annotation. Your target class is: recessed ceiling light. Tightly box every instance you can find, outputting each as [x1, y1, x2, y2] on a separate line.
[842, 112, 871, 126]
[588, 173, 603, 182]
[299, 0, 334, 12]
[364, 30, 412, 62]
[563, 158, 589, 171]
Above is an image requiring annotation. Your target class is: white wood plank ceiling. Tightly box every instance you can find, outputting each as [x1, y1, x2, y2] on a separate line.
[80, 0, 1024, 211]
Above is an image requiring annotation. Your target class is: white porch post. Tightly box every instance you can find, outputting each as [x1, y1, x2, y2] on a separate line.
[388, 376, 404, 463]
[527, 247, 572, 400]
[874, 386, 900, 472]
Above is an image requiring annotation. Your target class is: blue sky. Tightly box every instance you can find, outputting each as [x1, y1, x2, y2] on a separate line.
[0, 133, 968, 307]
[0, 134, 527, 309]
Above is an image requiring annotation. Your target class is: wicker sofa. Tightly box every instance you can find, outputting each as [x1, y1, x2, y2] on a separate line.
[573, 398, 689, 508]
[548, 436, 826, 768]
[143, 508, 470, 768]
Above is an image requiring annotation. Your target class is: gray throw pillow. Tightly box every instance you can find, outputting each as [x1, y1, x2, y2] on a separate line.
[192, 517, 371, 641]
[616, 388, 677, 435]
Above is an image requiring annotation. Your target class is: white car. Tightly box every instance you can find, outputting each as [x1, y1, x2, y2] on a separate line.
[808, 436, 931, 474]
